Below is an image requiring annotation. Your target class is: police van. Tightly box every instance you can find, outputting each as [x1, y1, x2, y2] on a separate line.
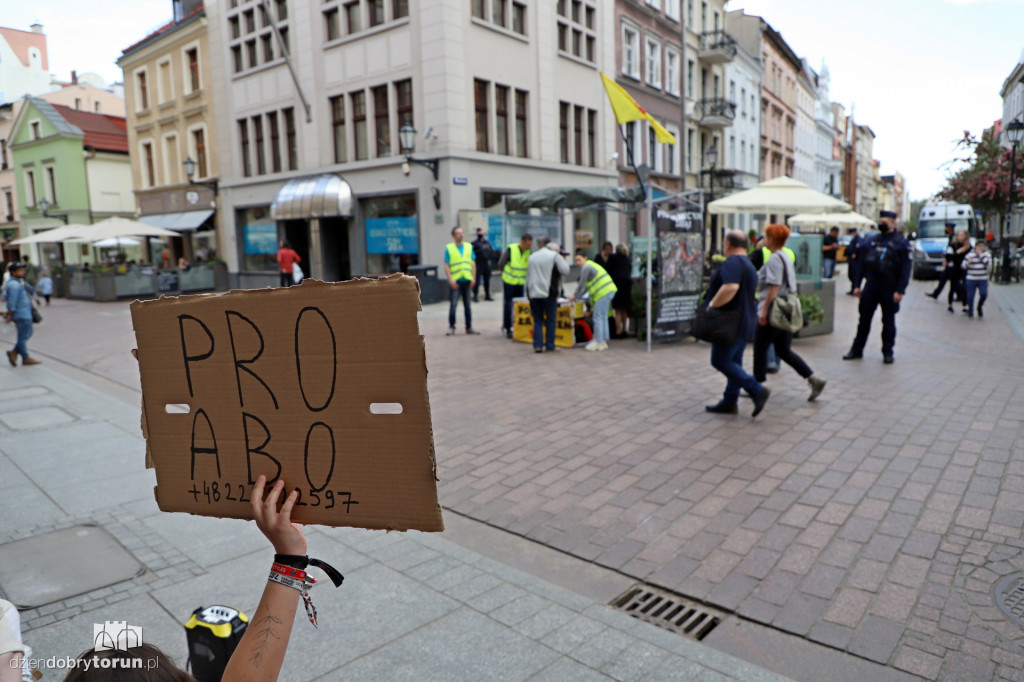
[912, 202, 978, 279]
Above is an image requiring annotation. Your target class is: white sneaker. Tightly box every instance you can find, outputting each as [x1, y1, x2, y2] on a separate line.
[584, 340, 599, 351]
[597, 341, 608, 350]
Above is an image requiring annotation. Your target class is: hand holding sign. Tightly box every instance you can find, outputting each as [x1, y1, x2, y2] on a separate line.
[252, 475, 307, 556]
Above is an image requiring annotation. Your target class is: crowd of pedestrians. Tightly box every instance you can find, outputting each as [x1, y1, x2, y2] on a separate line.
[925, 223, 992, 317]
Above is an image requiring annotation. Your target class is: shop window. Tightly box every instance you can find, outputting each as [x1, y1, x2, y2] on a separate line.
[363, 194, 419, 274]
[240, 207, 279, 271]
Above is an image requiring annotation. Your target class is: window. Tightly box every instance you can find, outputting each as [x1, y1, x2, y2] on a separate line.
[372, 85, 390, 156]
[164, 134, 179, 184]
[495, 85, 509, 155]
[687, 129, 694, 171]
[351, 91, 367, 160]
[143, 142, 156, 186]
[30, 121, 41, 140]
[158, 59, 172, 103]
[623, 26, 639, 78]
[0, 138, 6, 169]
[574, 105, 583, 165]
[687, 0, 693, 26]
[267, 112, 281, 172]
[559, 0, 596, 63]
[238, 120, 251, 177]
[587, 109, 596, 168]
[75, 98, 82, 110]
[227, 0, 288, 74]
[323, 6, 340, 39]
[4, 191, 13, 221]
[471, 0, 485, 19]
[137, 70, 149, 110]
[393, 0, 408, 19]
[253, 115, 266, 175]
[687, 60, 694, 97]
[492, 0, 506, 27]
[192, 128, 208, 178]
[512, 2, 525, 35]
[665, 48, 680, 96]
[515, 89, 528, 158]
[701, 1, 707, 31]
[45, 166, 57, 203]
[369, 0, 384, 27]
[186, 48, 201, 92]
[666, 0, 680, 21]
[329, 95, 347, 163]
[283, 107, 297, 170]
[395, 79, 413, 127]
[474, 79, 489, 152]
[345, 2, 361, 33]
[649, 128, 659, 172]
[95, 102, 101, 112]
[559, 102, 569, 163]
[646, 37, 661, 88]
[740, 87, 746, 115]
[25, 170, 37, 207]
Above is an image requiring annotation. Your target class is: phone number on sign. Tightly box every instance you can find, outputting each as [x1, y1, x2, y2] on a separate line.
[186, 480, 359, 512]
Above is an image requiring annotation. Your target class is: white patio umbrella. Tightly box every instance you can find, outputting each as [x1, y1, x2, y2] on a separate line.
[66, 216, 180, 242]
[10, 223, 90, 245]
[708, 176, 851, 215]
[787, 211, 875, 229]
[93, 236, 141, 248]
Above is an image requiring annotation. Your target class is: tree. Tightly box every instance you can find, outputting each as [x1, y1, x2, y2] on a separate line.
[940, 129, 1023, 239]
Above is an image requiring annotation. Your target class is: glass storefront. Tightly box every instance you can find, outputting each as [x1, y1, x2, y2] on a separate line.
[239, 206, 278, 271]
[363, 194, 418, 274]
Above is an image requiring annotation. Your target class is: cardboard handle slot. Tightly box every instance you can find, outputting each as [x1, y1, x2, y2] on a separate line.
[369, 403, 403, 415]
[164, 403, 191, 414]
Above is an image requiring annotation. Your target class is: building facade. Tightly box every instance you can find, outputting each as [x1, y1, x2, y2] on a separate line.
[812, 64, 841, 201]
[118, 0, 220, 266]
[854, 123, 876, 217]
[198, 0, 620, 289]
[793, 62, 815, 187]
[8, 97, 133, 269]
[0, 25, 51, 104]
[721, 35, 761, 237]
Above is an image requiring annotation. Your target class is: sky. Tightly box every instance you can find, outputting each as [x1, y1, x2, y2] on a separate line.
[5, 0, 1024, 201]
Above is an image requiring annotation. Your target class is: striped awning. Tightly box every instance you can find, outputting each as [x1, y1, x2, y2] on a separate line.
[271, 174, 353, 220]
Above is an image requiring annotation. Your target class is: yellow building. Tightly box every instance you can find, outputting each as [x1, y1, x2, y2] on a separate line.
[117, 0, 220, 266]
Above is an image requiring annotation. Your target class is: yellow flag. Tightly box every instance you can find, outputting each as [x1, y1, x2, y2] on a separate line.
[600, 73, 676, 145]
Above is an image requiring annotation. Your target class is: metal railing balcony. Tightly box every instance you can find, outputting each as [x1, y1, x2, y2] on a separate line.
[699, 31, 737, 63]
[698, 98, 737, 129]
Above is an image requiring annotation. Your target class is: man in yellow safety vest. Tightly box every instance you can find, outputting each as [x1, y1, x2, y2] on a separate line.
[444, 226, 478, 335]
[568, 251, 618, 351]
[497, 233, 533, 338]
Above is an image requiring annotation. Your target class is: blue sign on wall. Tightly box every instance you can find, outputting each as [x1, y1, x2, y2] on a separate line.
[245, 223, 278, 255]
[366, 216, 419, 254]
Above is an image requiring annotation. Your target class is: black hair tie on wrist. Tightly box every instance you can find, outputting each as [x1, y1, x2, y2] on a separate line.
[274, 554, 344, 587]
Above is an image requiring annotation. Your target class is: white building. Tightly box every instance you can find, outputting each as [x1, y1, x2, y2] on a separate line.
[0, 25, 51, 103]
[721, 38, 762, 237]
[204, 0, 619, 288]
[793, 62, 815, 187]
[1000, 52, 1024, 237]
[810, 62, 841, 200]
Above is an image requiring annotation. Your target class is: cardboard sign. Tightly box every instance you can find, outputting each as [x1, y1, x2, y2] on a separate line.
[131, 275, 443, 532]
[512, 300, 578, 348]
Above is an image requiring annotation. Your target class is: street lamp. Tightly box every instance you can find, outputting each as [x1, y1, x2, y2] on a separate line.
[183, 157, 219, 195]
[705, 143, 718, 253]
[1001, 118, 1024, 283]
[37, 197, 67, 224]
[399, 123, 439, 181]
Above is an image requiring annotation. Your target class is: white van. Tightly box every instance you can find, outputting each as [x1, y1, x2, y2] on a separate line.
[912, 202, 978, 279]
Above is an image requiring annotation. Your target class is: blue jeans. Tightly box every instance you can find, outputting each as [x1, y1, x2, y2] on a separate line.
[823, 258, 836, 279]
[592, 295, 611, 344]
[710, 337, 764, 404]
[965, 278, 988, 314]
[448, 280, 473, 330]
[530, 297, 557, 350]
[13, 318, 33, 359]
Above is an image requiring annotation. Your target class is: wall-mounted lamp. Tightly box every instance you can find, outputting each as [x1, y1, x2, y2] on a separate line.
[183, 157, 219, 195]
[399, 124, 439, 181]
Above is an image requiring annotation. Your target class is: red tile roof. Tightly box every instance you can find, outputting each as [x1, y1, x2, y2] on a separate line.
[51, 104, 128, 153]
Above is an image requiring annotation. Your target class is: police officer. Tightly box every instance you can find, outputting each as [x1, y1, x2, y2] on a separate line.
[843, 210, 911, 364]
[845, 227, 862, 295]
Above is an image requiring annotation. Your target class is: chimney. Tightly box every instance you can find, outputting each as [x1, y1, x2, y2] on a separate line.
[30, 23, 43, 34]
[71, 70, 77, 84]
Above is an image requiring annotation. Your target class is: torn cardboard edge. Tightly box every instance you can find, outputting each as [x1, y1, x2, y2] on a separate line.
[131, 274, 443, 532]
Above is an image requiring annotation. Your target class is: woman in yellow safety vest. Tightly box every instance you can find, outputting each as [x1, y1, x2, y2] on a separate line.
[568, 251, 618, 351]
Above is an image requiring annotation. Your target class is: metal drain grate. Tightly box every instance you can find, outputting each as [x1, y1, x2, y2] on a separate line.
[612, 584, 720, 641]
[994, 572, 1024, 630]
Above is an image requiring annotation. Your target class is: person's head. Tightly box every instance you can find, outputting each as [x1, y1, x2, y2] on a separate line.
[955, 229, 970, 244]
[724, 230, 749, 254]
[601, 241, 613, 256]
[764, 224, 791, 250]
[8, 262, 25, 279]
[975, 240, 987, 253]
[22, 254, 30, 263]
[280, 240, 291, 250]
[62, 643, 192, 681]
[878, 210, 897, 232]
[519, 233, 533, 249]
[451, 226, 464, 242]
[615, 243, 629, 256]
[40, 270, 49, 278]
[944, 222, 955, 234]
[574, 249, 588, 268]
[829, 227, 839, 236]
[535, 235, 550, 249]
[475, 228, 484, 240]
[849, 228, 858, 236]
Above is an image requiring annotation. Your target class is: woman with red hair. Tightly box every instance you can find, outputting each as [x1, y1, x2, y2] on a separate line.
[754, 224, 827, 401]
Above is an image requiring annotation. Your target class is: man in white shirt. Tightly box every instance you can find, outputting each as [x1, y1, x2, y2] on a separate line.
[524, 237, 569, 353]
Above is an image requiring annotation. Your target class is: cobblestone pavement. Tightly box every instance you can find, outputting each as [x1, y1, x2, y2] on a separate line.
[5, 277, 1024, 680]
